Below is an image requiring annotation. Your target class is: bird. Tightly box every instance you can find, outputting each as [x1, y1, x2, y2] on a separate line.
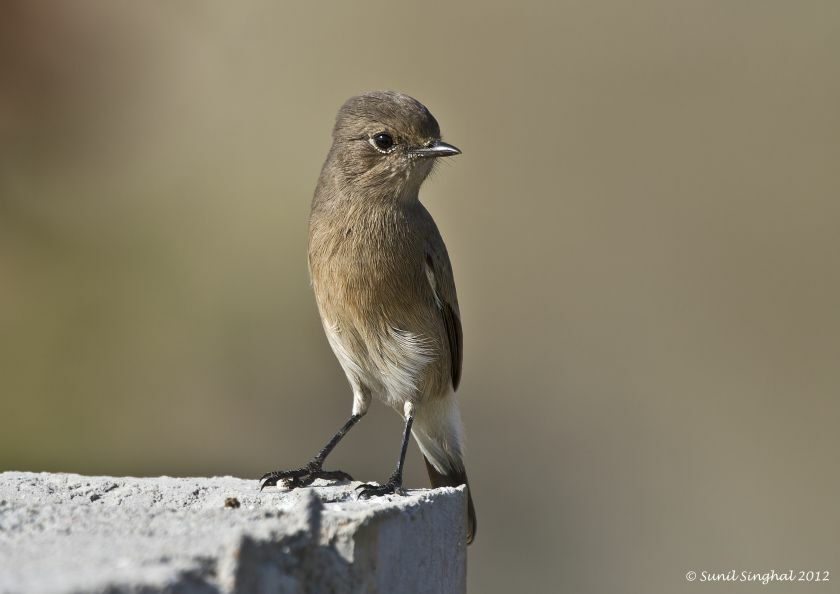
[260, 91, 475, 544]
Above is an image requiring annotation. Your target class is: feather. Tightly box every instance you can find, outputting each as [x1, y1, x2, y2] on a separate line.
[424, 252, 463, 391]
[424, 456, 476, 544]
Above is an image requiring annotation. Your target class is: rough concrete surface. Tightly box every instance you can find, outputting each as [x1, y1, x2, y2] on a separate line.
[0, 472, 467, 594]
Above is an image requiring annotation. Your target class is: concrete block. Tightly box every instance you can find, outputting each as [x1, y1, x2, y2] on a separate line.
[0, 472, 467, 594]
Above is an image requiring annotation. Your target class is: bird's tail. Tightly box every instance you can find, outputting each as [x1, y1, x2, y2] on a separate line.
[412, 400, 476, 544]
[423, 455, 477, 545]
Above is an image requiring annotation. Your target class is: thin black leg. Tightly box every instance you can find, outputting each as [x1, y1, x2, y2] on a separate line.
[356, 413, 414, 498]
[313, 414, 362, 465]
[260, 414, 362, 491]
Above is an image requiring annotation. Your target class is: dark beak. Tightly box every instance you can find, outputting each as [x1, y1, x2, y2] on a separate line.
[408, 140, 461, 159]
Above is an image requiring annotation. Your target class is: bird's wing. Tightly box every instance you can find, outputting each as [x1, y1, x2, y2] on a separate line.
[424, 246, 463, 391]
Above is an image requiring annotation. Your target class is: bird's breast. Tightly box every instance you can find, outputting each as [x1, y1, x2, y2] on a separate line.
[309, 204, 428, 314]
[308, 204, 448, 401]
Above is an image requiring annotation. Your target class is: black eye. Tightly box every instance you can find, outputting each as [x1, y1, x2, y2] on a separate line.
[372, 132, 394, 152]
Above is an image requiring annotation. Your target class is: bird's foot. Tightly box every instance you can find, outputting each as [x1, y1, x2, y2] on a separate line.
[355, 473, 404, 499]
[259, 462, 352, 491]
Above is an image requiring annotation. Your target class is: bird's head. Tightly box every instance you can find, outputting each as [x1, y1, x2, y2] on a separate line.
[328, 91, 460, 200]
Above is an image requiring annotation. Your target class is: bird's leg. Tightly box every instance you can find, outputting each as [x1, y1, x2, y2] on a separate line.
[260, 414, 361, 491]
[356, 405, 414, 499]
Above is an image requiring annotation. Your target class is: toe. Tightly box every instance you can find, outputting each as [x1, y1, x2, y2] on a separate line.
[355, 484, 379, 499]
[259, 477, 277, 491]
[315, 470, 353, 482]
[330, 470, 354, 481]
[259, 468, 305, 490]
[355, 482, 401, 499]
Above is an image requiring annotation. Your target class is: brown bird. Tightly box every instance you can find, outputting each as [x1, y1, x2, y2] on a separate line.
[261, 91, 475, 544]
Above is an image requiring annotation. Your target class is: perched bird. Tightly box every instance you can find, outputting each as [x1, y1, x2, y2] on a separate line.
[260, 91, 475, 544]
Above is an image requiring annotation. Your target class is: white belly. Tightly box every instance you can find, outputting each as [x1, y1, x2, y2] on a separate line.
[323, 320, 437, 410]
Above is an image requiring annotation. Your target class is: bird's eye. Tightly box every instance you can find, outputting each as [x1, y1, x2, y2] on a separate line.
[371, 132, 395, 152]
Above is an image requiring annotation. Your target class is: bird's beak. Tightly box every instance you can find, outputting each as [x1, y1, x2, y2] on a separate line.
[408, 140, 461, 159]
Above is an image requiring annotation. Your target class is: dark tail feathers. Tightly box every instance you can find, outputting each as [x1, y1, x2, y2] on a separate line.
[424, 456, 477, 544]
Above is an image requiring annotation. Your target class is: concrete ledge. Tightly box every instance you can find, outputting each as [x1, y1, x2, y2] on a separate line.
[0, 472, 467, 594]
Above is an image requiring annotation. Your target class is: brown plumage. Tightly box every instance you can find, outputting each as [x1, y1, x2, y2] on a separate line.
[261, 91, 475, 545]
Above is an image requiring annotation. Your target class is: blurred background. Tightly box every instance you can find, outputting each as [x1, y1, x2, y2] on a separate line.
[2, 1, 839, 592]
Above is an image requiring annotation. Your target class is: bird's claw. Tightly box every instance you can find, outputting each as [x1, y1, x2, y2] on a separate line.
[259, 465, 353, 491]
[355, 478, 404, 499]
